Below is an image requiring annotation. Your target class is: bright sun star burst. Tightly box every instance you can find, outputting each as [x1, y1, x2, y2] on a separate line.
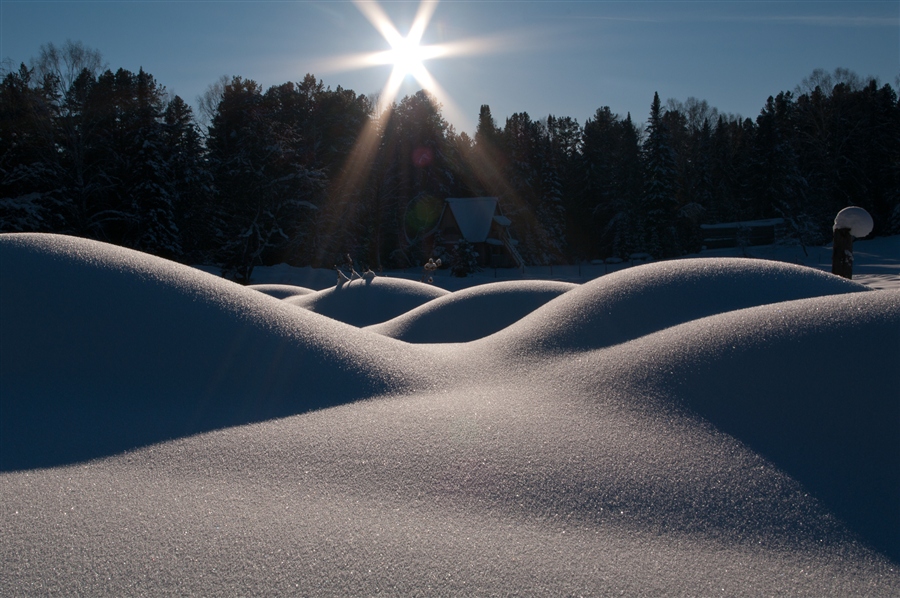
[315, 0, 496, 128]
[389, 36, 427, 78]
[308, 0, 520, 247]
[353, 0, 447, 114]
[313, 0, 531, 130]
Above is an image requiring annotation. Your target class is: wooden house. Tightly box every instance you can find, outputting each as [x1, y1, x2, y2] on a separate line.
[426, 197, 524, 268]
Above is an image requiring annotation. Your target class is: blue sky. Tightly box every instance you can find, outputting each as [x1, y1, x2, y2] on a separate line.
[1, 1, 897, 134]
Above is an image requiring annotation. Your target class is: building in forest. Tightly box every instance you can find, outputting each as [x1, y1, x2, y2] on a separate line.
[700, 218, 787, 250]
[426, 197, 524, 269]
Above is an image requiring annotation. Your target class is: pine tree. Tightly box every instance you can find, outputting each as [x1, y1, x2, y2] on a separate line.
[0, 64, 62, 233]
[531, 115, 574, 263]
[794, 72, 900, 238]
[580, 107, 643, 258]
[450, 238, 479, 277]
[752, 93, 812, 246]
[641, 92, 680, 257]
[708, 115, 748, 223]
[23, 42, 108, 238]
[164, 95, 212, 262]
[499, 112, 543, 263]
[307, 84, 379, 267]
[206, 77, 325, 282]
[51, 67, 104, 237]
[662, 100, 710, 252]
[123, 68, 182, 258]
[361, 90, 453, 269]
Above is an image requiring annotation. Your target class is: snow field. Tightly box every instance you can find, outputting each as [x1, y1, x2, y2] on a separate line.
[1, 232, 898, 596]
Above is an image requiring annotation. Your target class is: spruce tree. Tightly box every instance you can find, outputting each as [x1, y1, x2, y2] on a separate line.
[0, 64, 61, 233]
[533, 115, 573, 263]
[465, 104, 510, 201]
[641, 92, 680, 258]
[581, 107, 643, 258]
[124, 68, 182, 258]
[752, 93, 811, 246]
[164, 95, 212, 262]
[501, 112, 542, 263]
[206, 77, 325, 282]
[474, 104, 501, 150]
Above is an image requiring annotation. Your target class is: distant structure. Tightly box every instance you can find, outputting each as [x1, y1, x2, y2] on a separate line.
[425, 197, 524, 269]
[700, 218, 787, 250]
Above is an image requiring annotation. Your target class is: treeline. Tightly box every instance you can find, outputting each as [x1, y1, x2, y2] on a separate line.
[2, 42, 898, 279]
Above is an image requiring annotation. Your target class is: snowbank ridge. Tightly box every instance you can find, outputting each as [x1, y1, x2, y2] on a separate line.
[366, 279, 576, 342]
[1, 233, 898, 595]
[285, 275, 449, 327]
[0, 233, 423, 469]
[491, 257, 871, 353]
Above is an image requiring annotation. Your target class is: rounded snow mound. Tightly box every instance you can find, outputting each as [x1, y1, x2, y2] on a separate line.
[366, 279, 576, 343]
[623, 290, 900, 558]
[285, 276, 449, 327]
[0, 233, 423, 470]
[492, 257, 870, 353]
[248, 283, 315, 299]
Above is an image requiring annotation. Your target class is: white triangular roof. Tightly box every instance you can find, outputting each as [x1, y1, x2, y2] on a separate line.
[445, 197, 499, 243]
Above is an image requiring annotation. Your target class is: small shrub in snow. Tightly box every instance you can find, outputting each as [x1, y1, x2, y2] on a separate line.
[335, 253, 364, 286]
[450, 239, 479, 277]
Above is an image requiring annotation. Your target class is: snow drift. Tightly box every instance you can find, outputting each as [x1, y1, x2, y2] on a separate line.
[1, 233, 898, 596]
[0, 233, 425, 469]
[284, 275, 449, 327]
[490, 257, 871, 354]
[247, 283, 315, 299]
[366, 279, 576, 343]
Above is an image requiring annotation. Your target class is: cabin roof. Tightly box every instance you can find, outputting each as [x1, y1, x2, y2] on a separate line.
[444, 197, 503, 243]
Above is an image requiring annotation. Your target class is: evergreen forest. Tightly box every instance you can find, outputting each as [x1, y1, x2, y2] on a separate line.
[2, 42, 898, 281]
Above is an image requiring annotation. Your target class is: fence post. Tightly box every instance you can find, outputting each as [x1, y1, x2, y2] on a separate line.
[831, 206, 873, 280]
[831, 227, 853, 279]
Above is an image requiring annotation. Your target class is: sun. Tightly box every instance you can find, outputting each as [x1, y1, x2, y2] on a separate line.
[346, 0, 455, 117]
[307, 0, 507, 252]
[389, 36, 427, 79]
[312, 0, 540, 132]
[314, 0, 505, 128]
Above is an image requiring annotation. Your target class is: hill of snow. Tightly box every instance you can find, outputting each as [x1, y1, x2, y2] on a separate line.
[491, 257, 870, 353]
[366, 279, 576, 343]
[305, 234, 897, 293]
[247, 283, 315, 299]
[1, 232, 898, 596]
[284, 276, 449, 327]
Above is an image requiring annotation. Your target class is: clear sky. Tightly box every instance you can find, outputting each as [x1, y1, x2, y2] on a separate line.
[1, 1, 897, 134]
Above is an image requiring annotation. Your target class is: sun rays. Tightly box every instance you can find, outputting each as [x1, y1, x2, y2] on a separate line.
[310, 0, 506, 265]
[314, 0, 493, 127]
[351, 0, 442, 112]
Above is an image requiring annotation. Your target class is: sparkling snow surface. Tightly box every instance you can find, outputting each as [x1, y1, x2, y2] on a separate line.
[285, 276, 449, 327]
[1, 233, 898, 596]
[247, 283, 315, 300]
[365, 280, 576, 343]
